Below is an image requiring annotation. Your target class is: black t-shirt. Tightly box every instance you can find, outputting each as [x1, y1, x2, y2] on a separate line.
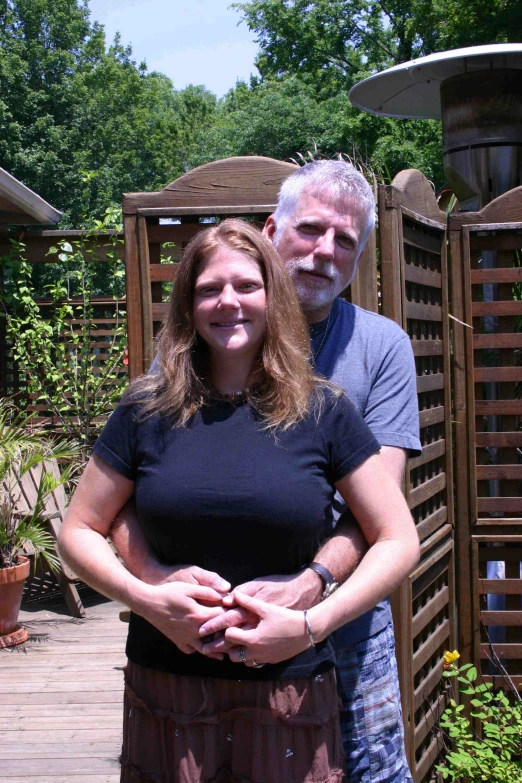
[94, 389, 380, 680]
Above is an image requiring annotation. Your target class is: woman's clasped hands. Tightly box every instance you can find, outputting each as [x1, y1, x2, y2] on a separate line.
[132, 578, 311, 666]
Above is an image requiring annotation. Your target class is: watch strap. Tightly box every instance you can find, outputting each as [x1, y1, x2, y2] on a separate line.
[308, 562, 337, 590]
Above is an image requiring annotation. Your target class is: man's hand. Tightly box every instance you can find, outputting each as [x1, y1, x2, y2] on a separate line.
[198, 569, 322, 656]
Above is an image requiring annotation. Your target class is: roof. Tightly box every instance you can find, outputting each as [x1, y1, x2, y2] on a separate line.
[0, 167, 62, 225]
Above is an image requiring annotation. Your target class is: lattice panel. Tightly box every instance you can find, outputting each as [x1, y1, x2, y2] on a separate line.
[464, 226, 522, 522]
[19, 298, 128, 428]
[403, 216, 453, 548]
[408, 527, 455, 783]
[472, 536, 522, 684]
[400, 212, 454, 783]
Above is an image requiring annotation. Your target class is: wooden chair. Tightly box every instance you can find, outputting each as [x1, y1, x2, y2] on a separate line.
[9, 459, 85, 618]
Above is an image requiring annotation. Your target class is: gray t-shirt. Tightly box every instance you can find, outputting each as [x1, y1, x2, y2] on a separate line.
[311, 297, 421, 646]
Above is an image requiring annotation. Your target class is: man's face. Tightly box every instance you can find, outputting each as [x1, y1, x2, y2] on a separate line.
[264, 190, 368, 323]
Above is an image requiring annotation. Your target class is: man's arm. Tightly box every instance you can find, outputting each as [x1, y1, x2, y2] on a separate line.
[110, 500, 231, 592]
[198, 445, 407, 649]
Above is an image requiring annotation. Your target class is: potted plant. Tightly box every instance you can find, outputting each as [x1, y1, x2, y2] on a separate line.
[0, 400, 77, 647]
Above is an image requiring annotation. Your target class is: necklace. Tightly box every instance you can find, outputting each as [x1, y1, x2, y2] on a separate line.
[311, 309, 331, 363]
[211, 387, 250, 404]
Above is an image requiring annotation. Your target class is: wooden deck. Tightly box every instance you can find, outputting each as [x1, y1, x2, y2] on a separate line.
[0, 589, 126, 782]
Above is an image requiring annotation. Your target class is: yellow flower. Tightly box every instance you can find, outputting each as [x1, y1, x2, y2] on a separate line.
[444, 650, 460, 665]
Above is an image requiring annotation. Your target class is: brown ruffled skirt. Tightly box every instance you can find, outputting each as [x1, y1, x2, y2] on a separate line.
[120, 661, 345, 783]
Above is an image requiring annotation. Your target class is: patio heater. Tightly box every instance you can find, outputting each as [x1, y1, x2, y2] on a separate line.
[349, 43, 522, 641]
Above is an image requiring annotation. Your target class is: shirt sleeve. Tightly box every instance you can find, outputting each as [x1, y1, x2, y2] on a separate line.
[364, 334, 421, 456]
[93, 398, 139, 479]
[322, 392, 381, 483]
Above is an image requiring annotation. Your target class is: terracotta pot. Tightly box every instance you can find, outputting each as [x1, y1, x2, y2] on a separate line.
[0, 556, 30, 646]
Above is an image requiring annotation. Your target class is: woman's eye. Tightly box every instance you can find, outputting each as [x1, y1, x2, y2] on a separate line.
[197, 287, 218, 296]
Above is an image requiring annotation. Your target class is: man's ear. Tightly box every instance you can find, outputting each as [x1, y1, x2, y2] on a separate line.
[263, 215, 276, 243]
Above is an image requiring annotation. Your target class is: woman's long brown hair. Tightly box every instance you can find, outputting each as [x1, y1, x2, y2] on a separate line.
[129, 218, 320, 430]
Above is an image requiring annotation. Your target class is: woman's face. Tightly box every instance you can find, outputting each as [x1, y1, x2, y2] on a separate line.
[193, 245, 267, 363]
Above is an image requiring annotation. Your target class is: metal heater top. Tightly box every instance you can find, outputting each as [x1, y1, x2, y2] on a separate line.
[348, 43, 522, 120]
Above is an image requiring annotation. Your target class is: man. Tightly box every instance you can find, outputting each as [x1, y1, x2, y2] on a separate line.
[112, 160, 421, 782]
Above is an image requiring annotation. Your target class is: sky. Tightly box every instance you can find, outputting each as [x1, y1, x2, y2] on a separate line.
[86, 0, 260, 98]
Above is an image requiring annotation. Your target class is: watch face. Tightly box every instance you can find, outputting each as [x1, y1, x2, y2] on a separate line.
[323, 582, 339, 599]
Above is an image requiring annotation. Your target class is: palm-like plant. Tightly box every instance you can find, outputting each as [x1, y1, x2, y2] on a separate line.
[0, 400, 78, 571]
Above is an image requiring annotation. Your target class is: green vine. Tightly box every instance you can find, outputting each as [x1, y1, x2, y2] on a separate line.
[0, 207, 128, 463]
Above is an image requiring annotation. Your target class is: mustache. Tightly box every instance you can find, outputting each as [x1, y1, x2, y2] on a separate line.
[287, 257, 339, 281]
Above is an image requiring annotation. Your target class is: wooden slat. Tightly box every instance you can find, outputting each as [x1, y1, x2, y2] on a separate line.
[416, 507, 448, 542]
[412, 585, 449, 638]
[402, 221, 444, 254]
[414, 659, 444, 712]
[152, 302, 169, 322]
[478, 497, 522, 513]
[411, 340, 443, 356]
[137, 205, 276, 217]
[415, 735, 443, 783]
[481, 611, 522, 625]
[414, 692, 446, 750]
[413, 618, 450, 673]
[409, 439, 445, 470]
[474, 367, 522, 382]
[476, 431, 522, 447]
[149, 264, 177, 282]
[475, 400, 522, 416]
[480, 643, 522, 659]
[476, 465, 522, 481]
[472, 300, 522, 316]
[478, 579, 522, 594]
[476, 517, 522, 527]
[409, 473, 446, 509]
[403, 265, 442, 288]
[411, 538, 453, 584]
[419, 406, 445, 428]
[123, 213, 142, 379]
[471, 233, 522, 251]
[470, 267, 522, 284]
[478, 546, 522, 561]
[416, 373, 444, 393]
[405, 302, 442, 322]
[473, 333, 522, 349]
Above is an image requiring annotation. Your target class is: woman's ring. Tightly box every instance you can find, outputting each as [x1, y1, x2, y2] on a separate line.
[239, 646, 247, 664]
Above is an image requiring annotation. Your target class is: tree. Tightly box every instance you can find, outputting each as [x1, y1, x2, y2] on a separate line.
[0, 1, 220, 226]
[233, 0, 522, 87]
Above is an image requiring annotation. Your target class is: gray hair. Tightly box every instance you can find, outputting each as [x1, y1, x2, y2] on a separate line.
[273, 160, 376, 258]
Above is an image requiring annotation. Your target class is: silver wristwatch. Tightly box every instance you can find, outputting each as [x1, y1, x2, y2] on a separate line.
[308, 562, 339, 601]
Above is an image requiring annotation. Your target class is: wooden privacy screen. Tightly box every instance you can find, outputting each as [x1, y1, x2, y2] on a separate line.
[379, 170, 455, 783]
[122, 155, 378, 378]
[449, 191, 522, 681]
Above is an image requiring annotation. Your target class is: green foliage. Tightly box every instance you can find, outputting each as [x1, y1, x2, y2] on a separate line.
[191, 75, 443, 186]
[0, 207, 128, 459]
[0, 399, 78, 571]
[437, 661, 522, 782]
[0, 0, 219, 225]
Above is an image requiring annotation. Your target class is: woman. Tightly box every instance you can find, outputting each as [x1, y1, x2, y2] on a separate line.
[59, 219, 419, 783]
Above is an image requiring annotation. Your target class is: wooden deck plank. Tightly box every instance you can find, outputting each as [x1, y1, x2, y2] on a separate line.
[0, 597, 125, 783]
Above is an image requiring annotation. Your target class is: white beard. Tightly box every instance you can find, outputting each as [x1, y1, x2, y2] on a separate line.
[285, 255, 347, 314]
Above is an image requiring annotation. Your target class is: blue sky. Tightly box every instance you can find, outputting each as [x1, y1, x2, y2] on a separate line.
[87, 0, 260, 97]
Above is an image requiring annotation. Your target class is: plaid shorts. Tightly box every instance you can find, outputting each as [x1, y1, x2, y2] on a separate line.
[335, 622, 413, 783]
